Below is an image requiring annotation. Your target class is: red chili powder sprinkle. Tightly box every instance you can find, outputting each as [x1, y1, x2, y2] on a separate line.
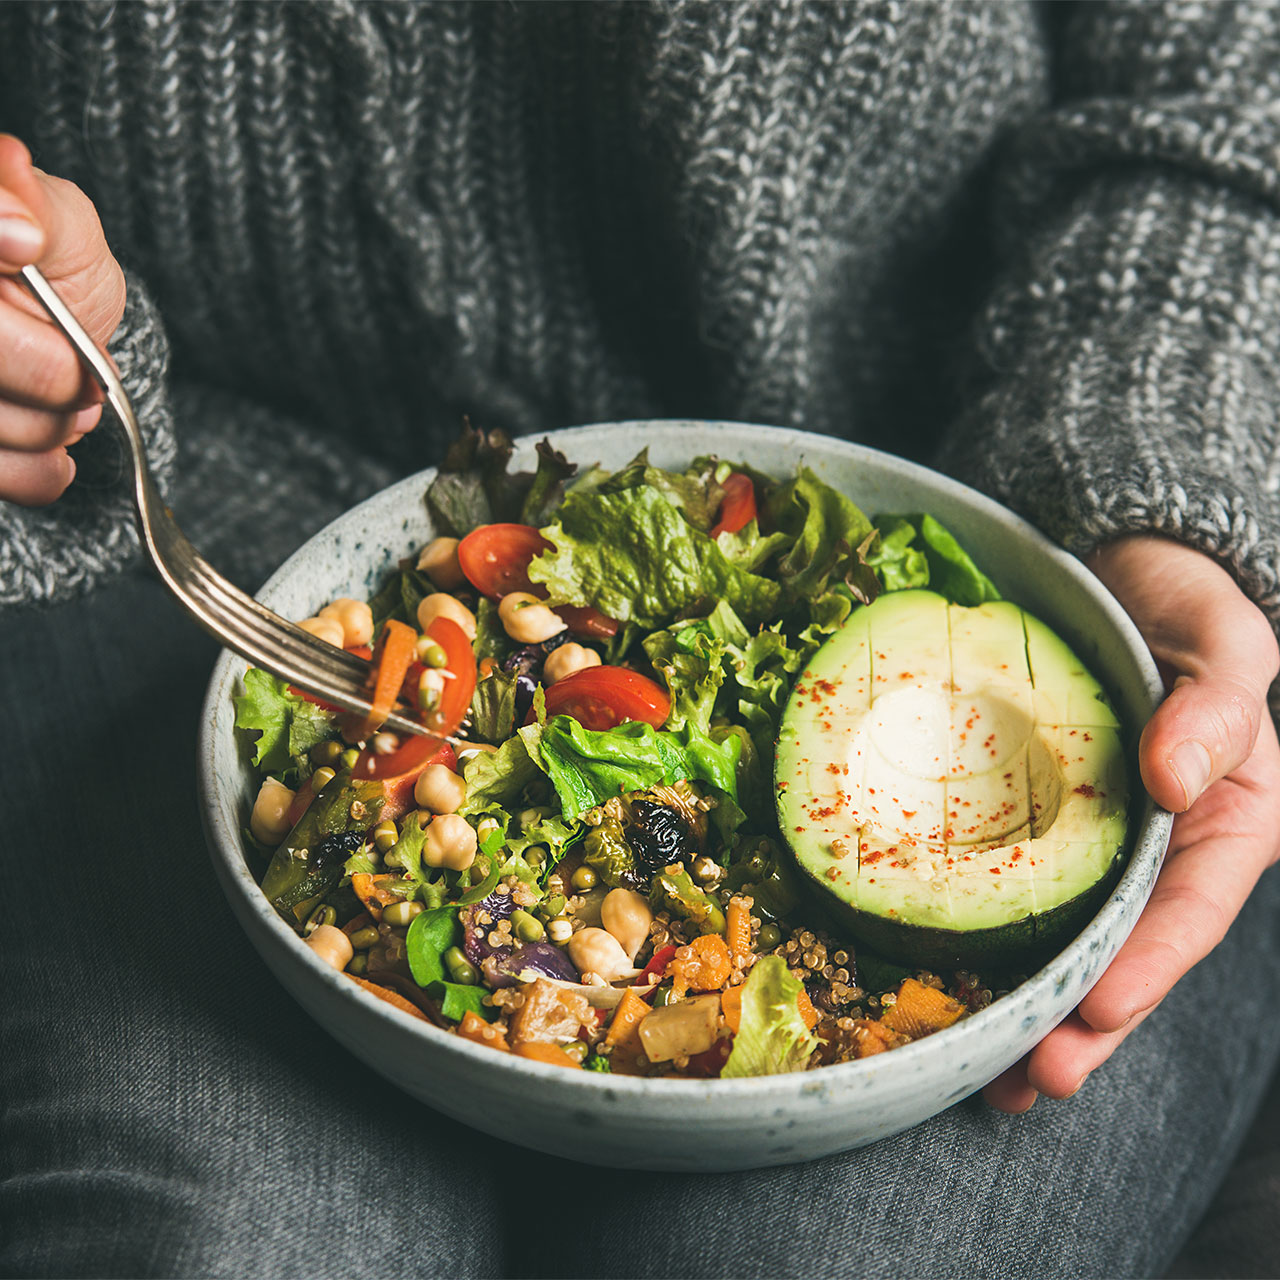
[1074, 783, 1097, 797]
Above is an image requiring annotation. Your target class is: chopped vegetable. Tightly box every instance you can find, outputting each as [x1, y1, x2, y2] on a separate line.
[720, 957, 820, 1078]
[880, 979, 965, 1039]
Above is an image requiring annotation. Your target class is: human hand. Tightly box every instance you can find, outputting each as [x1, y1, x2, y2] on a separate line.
[984, 536, 1280, 1113]
[0, 134, 125, 506]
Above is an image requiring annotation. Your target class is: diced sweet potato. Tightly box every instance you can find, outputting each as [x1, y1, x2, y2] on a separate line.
[849, 1018, 911, 1058]
[513, 1042, 582, 1069]
[670, 934, 733, 996]
[458, 1010, 509, 1052]
[639, 994, 722, 1063]
[350, 873, 403, 922]
[880, 978, 965, 1039]
[508, 978, 593, 1047]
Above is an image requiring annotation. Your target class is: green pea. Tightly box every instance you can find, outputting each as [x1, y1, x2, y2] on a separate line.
[347, 953, 368, 977]
[310, 740, 343, 767]
[524, 844, 548, 869]
[444, 946, 479, 985]
[350, 926, 380, 950]
[570, 865, 597, 892]
[340, 748, 360, 770]
[382, 900, 423, 927]
[419, 640, 449, 669]
[537, 894, 566, 922]
[372, 819, 399, 853]
[311, 767, 337, 792]
[511, 909, 545, 943]
[303, 904, 337, 936]
[757, 923, 783, 951]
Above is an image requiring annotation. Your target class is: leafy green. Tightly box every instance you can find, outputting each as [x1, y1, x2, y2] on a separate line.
[869, 514, 1000, 605]
[529, 486, 781, 628]
[536, 716, 741, 822]
[369, 565, 437, 631]
[595, 451, 725, 531]
[584, 1052, 612, 1072]
[234, 668, 336, 776]
[721, 956, 820, 1078]
[405, 906, 458, 987]
[437, 982, 493, 1022]
[469, 668, 519, 743]
[425, 423, 577, 537]
[405, 906, 497, 1021]
[383, 811, 431, 882]
[473, 598, 510, 663]
[765, 467, 875, 601]
[459, 725, 548, 814]
[643, 624, 727, 733]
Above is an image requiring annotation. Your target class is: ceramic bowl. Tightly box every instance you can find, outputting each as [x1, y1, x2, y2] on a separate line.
[199, 421, 1171, 1172]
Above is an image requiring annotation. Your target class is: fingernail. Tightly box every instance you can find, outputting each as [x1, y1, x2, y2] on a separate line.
[1065, 1072, 1091, 1099]
[0, 215, 42, 262]
[1169, 740, 1211, 809]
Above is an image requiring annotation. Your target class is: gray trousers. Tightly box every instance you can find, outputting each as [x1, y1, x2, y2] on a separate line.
[3, 402, 1278, 1279]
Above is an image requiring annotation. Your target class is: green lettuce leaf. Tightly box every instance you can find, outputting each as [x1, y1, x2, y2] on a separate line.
[535, 716, 741, 822]
[765, 467, 875, 600]
[469, 669, 519, 743]
[529, 486, 780, 628]
[234, 668, 336, 776]
[405, 905, 458, 987]
[459, 724, 549, 815]
[721, 955, 820, 1078]
[866, 517, 931, 593]
[643, 624, 727, 733]
[871, 513, 1000, 606]
[595, 451, 726, 531]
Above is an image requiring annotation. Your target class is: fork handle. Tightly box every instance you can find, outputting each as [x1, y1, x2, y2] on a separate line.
[19, 264, 167, 544]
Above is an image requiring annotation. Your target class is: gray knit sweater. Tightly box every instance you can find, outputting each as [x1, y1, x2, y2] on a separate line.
[3, 0, 1280, 627]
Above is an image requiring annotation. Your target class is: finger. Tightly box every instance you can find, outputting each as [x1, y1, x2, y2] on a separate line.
[1024, 1006, 1156, 1098]
[0, 400, 101, 454]
[0, 445, 76, 505]
[0, 135, 125, 341]
[0, 298, 101, 413]
[982, 1056, 1039, 1113]
[0, 190, 45, 270]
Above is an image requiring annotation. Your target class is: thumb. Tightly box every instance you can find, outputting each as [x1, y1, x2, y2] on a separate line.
[1090, 537, 1278, 812]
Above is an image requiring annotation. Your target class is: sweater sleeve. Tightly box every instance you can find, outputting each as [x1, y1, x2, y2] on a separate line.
[0, 268, 176, 610]
[936, 1, 1280, 626]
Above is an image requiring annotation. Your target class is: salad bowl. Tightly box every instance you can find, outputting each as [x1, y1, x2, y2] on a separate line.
[198, 420, 1171, 1172]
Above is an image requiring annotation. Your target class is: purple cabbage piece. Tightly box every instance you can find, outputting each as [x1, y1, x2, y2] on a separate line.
[482, 940, 579, 988]
[461, 890, 579, 988]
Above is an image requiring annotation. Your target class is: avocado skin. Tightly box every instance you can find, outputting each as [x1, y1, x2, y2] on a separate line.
[791, 853, 1123, 971]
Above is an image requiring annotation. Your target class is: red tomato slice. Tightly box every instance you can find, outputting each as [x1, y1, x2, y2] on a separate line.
[457, 523, 552, 599]
[554, 604, 620, 640]
[353, 733, 458, 820]
[709, 472, 757, 538]
[541, 666, 670, 731]
[458, 523, 621, 637]
[419, 616, 476, 737]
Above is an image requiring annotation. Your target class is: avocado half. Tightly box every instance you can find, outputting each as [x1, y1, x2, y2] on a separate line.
[775, 589, 1129, 970]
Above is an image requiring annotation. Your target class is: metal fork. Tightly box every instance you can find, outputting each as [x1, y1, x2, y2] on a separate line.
[21, 263, 434, 738]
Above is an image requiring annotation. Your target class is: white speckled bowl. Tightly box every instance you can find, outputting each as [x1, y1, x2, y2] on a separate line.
[199, 422, 1172, 1171]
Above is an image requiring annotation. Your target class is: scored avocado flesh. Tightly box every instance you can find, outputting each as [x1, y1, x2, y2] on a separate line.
[775, 589, 1128, 968]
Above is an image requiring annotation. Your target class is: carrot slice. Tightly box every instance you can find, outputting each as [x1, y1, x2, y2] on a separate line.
[345, 974, 429, 1022]
[880, 978, 964, 1039]
[604, 988, 651, 1053]
[357, 618, 419, 739]
[513, 1042, 582, 1069]
[458, 1010, 510, 1052]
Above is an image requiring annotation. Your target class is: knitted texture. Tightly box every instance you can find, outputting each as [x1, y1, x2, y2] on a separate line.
[1, 0, 1279, 627]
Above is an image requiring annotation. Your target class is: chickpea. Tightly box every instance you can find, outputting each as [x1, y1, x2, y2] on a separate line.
[297, 615, 345, 648]
[417, 592, 477, 641]
[304, 924, 354, 972]
[423, 813, 478, 871]
[600, 888, 653, 962]
[543, 642, 602, 685]
[250, 777, 295, 846]
[319, 597, 374, 648]
[498, 592, 566, 644]
[414, 763, 467, 814]
[568, 927, 636, 984]
[416, 536, 466, 591]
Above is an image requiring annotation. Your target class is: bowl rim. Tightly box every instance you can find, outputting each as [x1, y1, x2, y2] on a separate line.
[199, 418, 1172, 1096]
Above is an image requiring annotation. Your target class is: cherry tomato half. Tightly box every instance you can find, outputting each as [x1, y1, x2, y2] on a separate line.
[459, 522, 620, 636]
[419, 615, 477, 738]
[457, 523, 551, 599]
[352, 733, 458, 820]
[709, 472, 757, 538]
[541, 666, 671, 731]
